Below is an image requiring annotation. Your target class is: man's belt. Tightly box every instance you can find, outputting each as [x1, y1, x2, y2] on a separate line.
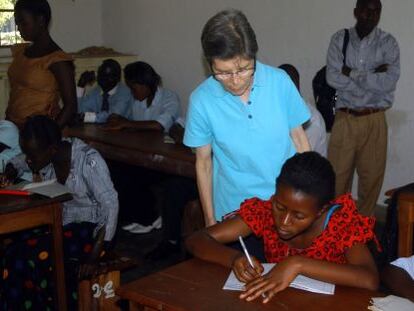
[338, 107, 385, 117]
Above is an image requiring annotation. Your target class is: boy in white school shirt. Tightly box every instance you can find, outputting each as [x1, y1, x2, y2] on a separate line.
[107, 61, 181, 233]
[77, 59, 132, 123]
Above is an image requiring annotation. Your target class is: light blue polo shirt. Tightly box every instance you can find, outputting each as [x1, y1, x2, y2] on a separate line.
[184, 61, 310, 220]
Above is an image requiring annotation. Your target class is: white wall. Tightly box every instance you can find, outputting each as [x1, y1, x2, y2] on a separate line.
[49, 0, 103, 52]
[101, 0, 414, 204]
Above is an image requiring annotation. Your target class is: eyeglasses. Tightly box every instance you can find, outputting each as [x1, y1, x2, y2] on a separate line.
[212, 61, 256, 81]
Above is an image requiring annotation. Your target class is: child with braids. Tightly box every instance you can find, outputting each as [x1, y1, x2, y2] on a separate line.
[186, 152, 380, 304]
[0, 115, 118, 310]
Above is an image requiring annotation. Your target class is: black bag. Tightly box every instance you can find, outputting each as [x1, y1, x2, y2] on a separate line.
[312, 29, 349, 132]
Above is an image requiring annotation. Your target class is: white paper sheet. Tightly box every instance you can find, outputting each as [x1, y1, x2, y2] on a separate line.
[22, 179, 57, 190]
[223, 263, 335, 295]
[368, 295, 414, 311]
[12, 179, 70, 198]
[391, 255, 414, 279]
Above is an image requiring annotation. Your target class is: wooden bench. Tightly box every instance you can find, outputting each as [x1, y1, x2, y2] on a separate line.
[78, 253, 138, 311]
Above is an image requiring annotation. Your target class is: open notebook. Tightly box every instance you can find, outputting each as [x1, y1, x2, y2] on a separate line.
[223, 263, 335, 295]
[7, 179, 70, 198]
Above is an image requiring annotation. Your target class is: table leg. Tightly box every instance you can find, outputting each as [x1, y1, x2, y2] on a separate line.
[51, 203, 67, 311]
[129, 301, 141, 311]
[398, 199, 414, 257]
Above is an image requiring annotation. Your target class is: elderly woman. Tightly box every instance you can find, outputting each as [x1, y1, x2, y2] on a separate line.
[184, 9, 311, 226]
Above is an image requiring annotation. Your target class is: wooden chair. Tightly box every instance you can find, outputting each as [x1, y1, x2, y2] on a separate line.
[78, 253, 138, 311]
[385, 188, 414, 257]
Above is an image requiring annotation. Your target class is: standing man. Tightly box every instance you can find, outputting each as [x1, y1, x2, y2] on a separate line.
[326, 0, 400, 215]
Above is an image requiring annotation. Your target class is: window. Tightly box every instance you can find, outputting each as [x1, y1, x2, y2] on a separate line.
[0, 0, 21, 47]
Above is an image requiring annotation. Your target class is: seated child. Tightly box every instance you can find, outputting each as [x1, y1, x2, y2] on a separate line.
[186, 152, 379, 304]
[381, 255, 414, 302]
[77, 59, 133, 123]
[106, 61, 180, 132]
[0, 115, 119, 310]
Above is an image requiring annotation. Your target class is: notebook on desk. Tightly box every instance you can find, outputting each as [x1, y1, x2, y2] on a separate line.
[7, 179, 70, 198]
[223, 263, 335, 295]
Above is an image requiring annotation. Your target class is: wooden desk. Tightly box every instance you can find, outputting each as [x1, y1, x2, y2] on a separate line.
[117, 259, 383, 311]
[397, 191, 414, 256]
[65, 124, 195, 178]
[385, 188, 414, 257]
[0, 194, 72, 311]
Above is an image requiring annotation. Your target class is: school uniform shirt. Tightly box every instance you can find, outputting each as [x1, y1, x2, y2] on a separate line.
[0, 120, 21, 173]
[326, 27, 400, 109]
[391, 255, 414, 279]
[184, 61, 310, 220]
[77, 82, 133, 123]
[304, 102, 327, 157]
[238, 193, 378, 264]
[10, 138, 118, 241]
[127, 87, 181, 132]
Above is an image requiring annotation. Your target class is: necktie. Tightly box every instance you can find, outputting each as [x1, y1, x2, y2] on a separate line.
[102, 92, 110, 112]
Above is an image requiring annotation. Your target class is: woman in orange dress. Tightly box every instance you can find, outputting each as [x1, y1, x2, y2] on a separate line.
[6, 0, 77, 128]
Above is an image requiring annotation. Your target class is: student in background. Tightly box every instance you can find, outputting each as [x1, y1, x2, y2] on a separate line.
[109, 61, 181, 233]
[6, 0, 77, 129]
[279, 64, 327, 157]
[0, 116, 119, 310]
[186, 152, 379, 303]
[146, 118, 199, 260]
[77, 59, 133, 123]
[106, 61, 180, 132]
[381, 255, 414, 302]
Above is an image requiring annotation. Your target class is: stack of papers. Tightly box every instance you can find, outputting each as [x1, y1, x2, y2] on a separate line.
[223, 263, 335, 295]
[368, 295, 414, 311]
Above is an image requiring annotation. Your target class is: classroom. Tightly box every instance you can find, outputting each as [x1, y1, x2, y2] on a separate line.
[0, 0, 413, 310]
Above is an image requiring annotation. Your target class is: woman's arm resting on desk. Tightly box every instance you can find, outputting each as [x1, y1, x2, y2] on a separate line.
[290, 126, 310, 153]
[381, 265, 414, 302]
[195, 145, 216, 226]
[50, 61, 77, 128]
[242, 243, 379, 303]
[186, 216, 263, 282]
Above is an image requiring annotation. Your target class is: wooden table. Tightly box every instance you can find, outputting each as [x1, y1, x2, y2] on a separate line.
[385, 187, 414, 257]
[117, 259, 384, 311]
[0, 194, 72, 311]
[65, 124, 195, 178]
